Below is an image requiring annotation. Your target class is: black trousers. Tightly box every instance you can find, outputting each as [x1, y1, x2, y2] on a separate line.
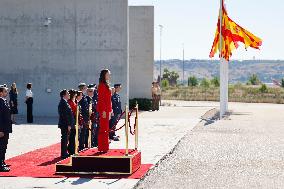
[109, 114, 119, 138]
[60, 127, 68, 157]
[92, 123, 99, 147]
[0, 133, 9, 162]
[67, 129, 76, 155]
[26, 97, 33, 123]
[84, 126, 89, 148]
[79, 127, 87, 150]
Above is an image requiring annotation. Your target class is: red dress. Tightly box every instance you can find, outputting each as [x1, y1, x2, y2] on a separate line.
[68, 99, 77, 117]
[97, 82, 112, 152]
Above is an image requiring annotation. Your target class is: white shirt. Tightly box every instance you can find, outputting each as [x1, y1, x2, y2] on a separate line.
[26, 89, 33, 98]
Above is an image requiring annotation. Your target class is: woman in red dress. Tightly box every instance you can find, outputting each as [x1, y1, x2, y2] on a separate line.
[97, 69, 112, 152]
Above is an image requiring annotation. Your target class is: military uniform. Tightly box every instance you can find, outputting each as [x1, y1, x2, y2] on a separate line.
[109, 84, 122, 140]
[0, 87, 12, 172]
[92, 91, 99, 147]
[152, 83, 161, 111]
[78, 94, 89, 150]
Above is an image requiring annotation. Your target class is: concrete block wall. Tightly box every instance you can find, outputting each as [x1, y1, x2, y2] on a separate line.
[0, 0, 129, 116]
[129, 6, 154, 99]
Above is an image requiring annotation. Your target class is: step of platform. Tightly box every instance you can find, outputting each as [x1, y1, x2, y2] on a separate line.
[56, 148, 141, 175]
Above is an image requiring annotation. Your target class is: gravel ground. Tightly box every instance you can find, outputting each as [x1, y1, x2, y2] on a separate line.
[135, 102, 284, 189]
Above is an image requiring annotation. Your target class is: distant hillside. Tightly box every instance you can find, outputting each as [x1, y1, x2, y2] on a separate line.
[154, 60, 284, 84]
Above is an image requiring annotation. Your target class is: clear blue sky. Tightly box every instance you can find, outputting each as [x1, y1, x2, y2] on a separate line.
[129, 0, 284, 60]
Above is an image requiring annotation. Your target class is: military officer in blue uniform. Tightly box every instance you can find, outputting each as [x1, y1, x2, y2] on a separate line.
[109, 84, 122, 141]
[0, 85, 12, 172]
[78, 83, 89, 150]
[93, 84, 98, 103]
[86, 84, 99, 147]
[91, 84, 99, 147]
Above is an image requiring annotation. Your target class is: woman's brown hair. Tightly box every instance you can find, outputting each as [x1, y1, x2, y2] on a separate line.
[11, 83, 18, 94]
[99, 69, 110, 88]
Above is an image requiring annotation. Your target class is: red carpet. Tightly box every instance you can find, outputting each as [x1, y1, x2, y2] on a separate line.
[0, 143, 153, 179]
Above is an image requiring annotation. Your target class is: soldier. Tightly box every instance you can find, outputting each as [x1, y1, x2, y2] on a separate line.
[58, 89, 75, 159]
[93, 84, 98, 102]
[75, 91, 84, 151]
[152, 82, 161, 111]
[91, 84, 99, 147]
[78, 83, 89, 150]
[109, 84, 122, 141]
[86, 85, 95, 148]
[86, 84, 99, 147]
[0, 85, 12, 172]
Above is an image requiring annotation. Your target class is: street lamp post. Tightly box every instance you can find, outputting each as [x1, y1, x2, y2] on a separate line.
[159, 25, 163, 83]
[182, 44, 185, 86]
[159, 25, 163, 105]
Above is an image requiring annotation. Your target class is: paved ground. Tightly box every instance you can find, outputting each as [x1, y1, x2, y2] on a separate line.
[135, 101, 284, 189]
[1, 102, 215, 189]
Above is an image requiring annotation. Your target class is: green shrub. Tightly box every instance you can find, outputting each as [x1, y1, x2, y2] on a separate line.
[129, 98, 152, 111]
[281, 78, 284, 88]
[247, 74, 261, 85]
[259, 84, 268, 93]
[210, 77, 220, 87]
[188, 76, 198, 87]
[161, 79, 170, 89]
[200, 78, 210, 89]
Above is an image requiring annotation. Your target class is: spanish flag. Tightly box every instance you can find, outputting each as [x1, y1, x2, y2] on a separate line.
[209, 1, 262, 61]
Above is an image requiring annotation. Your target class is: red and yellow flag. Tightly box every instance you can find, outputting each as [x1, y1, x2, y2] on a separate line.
[209, 2, 262, 61]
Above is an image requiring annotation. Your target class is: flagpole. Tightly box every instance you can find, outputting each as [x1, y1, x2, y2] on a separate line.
[219, 0, 228, 119]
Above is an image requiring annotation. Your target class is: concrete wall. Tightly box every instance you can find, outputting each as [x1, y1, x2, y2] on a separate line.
[129, 6, 154, 99]
[0, 0, 129, 117]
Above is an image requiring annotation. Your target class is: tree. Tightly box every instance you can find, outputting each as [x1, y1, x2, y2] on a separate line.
[169, 71, 179, 86]
[162, 68, 180, 86]
[281, 78, 284, 88]
[162, 68, 171, 81]
[247, 74, 261, 85]
[188, 76, 198, 87]
[210, 77, 220, 87]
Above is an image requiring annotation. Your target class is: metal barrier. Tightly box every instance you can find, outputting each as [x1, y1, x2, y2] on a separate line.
[74, 103, 140, 156]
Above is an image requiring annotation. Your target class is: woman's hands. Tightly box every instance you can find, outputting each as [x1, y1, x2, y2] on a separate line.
[0, 132, 4, 138]
[102, 111, 106, 119]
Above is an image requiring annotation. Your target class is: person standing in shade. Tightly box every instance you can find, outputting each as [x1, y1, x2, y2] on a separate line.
[0, 85, 12, 172]
[58, 89, 75, 159]
[151, 82, 161, 111]
[9, 83, 18, 124]
[109, 84, 122, 141]
[25, 83, 33, 123]
[97, 69, 112, 153]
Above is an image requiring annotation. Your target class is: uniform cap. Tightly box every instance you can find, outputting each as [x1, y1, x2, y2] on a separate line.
[78, 83, 87, 88]
[114, 83, 122, 88]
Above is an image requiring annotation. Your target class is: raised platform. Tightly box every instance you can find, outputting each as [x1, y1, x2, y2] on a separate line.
[56, 148, 141, 175]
